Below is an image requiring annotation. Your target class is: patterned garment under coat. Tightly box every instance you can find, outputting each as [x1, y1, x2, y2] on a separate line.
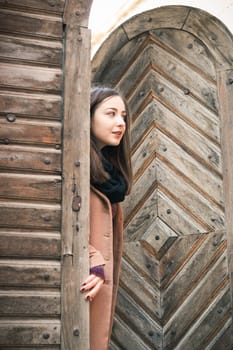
[89, 186, 124, 350]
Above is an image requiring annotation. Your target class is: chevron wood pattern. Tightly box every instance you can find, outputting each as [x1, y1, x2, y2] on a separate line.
[94, 27, 232, 350]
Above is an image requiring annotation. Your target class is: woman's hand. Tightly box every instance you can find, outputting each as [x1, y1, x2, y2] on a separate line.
[80, 274, 104, 302]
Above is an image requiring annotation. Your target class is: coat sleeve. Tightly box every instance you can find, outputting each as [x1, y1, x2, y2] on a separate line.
[89, 187, 108, 268]
[89, 244, 106, 268]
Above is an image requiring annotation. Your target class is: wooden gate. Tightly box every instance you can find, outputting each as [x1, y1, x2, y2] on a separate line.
[0, 0, 92, 348]
[92, 6, 233, 350]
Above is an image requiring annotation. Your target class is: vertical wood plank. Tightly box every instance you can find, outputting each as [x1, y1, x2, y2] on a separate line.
[61, 1, 92, 349]
[217, 69, 233, 324]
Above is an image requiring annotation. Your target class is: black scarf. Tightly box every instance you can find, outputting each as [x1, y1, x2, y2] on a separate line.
[94, 157, 126, 204]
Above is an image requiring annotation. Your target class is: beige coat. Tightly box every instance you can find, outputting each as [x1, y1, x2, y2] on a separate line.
[89, 186, 124, 350]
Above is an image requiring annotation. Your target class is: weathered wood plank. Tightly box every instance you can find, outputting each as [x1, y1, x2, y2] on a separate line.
[63, 0, 92, 27]
[141, 218, 177, 259]
[0, 9, 63, 39]
[131, 98, 222, 175]
[217, 69, 233, 334]
[130, 103, 155, 153]
[61, 1, 92, 348]
[0, 290, 60, 316]
[0, 146, 61, 174]
[122, 6, 189, 40]
[183, 8, 233, 69]
[123, 242, 160, 286]
[159, 234, 203, 289]
[157, 161, 225, 231]
[206, 319, 233, 350]
[0, 174, 61, 201]
[0, 35, 62, 66]
[91, 25, 129, 84]
[111, 315, 153, 350]
[0, 0, 65, 14]
[163, 238, 227, 320]
[154, 100, 222, 174]
[122, 158, 157, 220]
[0, 203, 60, 230]
[123, 189, 158, 241]
[131, 128, 156, 179]
[0, 63, 62, 93]
[157, 129, 223, 207]
[92, 34, 147, 85]
[0, 231, 60, 258]
[0, 347, 60, 350]
[161, 231, 226, 292]
[158, 191, 207, 235]
[128, 70, 220, 144]
[0, 91, 62, 119]
[121, 256, 160, 318]
[0, 118, 61, 146]
[0, 320, 60, 345]
[129, 41, 218, 111]
[0, 259, 60, 287]
[165, 286, 231, 350]
[116, 287, 162, 349]
[150, 29, 216, 80]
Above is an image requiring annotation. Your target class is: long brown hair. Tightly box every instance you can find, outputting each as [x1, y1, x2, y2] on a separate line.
[90, 86, 132, 194]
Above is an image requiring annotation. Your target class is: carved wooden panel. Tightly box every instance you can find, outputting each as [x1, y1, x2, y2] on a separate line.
[92, 7, 233, 350]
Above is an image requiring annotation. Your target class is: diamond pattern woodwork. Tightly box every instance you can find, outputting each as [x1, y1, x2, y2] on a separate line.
[93, 22, 232, 350]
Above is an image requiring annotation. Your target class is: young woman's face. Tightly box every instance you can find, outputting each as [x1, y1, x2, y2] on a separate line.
[91, 95, 127, 149]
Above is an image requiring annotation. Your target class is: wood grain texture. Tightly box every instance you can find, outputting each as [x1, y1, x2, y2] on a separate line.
[0, 231, 60, 258]
[0, 0, 64, 347]
[0, 320, 61, 345]
[0, 0, 65, 14]
[92, 5, 233, 350]
[61, 1, 92, 349]
[217, 68, 233, 319]
[0, 9, 63, 39]
[0, 91, 62, 120]
[0, 35, 62, 66]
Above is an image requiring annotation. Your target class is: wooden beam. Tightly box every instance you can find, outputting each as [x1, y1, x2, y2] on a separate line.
[217, 68, 233, 345]
[61, 0, 92, 349]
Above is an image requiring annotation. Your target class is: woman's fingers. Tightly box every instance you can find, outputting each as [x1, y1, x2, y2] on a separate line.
[80, 274, 104, 301]
[80, 274, 96, 289]
[85, 278, 104, 301]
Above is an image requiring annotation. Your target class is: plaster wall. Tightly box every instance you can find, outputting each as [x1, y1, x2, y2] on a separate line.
[89, 0, 233, 57]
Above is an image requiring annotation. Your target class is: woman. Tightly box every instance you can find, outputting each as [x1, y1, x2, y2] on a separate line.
[80, 86, 133, 350]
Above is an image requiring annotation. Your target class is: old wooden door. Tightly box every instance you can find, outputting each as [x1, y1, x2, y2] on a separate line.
[0, 0, 92, 348]
[92, 6, 233, 350]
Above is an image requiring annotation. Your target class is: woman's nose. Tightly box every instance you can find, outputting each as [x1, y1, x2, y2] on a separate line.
[116, 115, 125, 126]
